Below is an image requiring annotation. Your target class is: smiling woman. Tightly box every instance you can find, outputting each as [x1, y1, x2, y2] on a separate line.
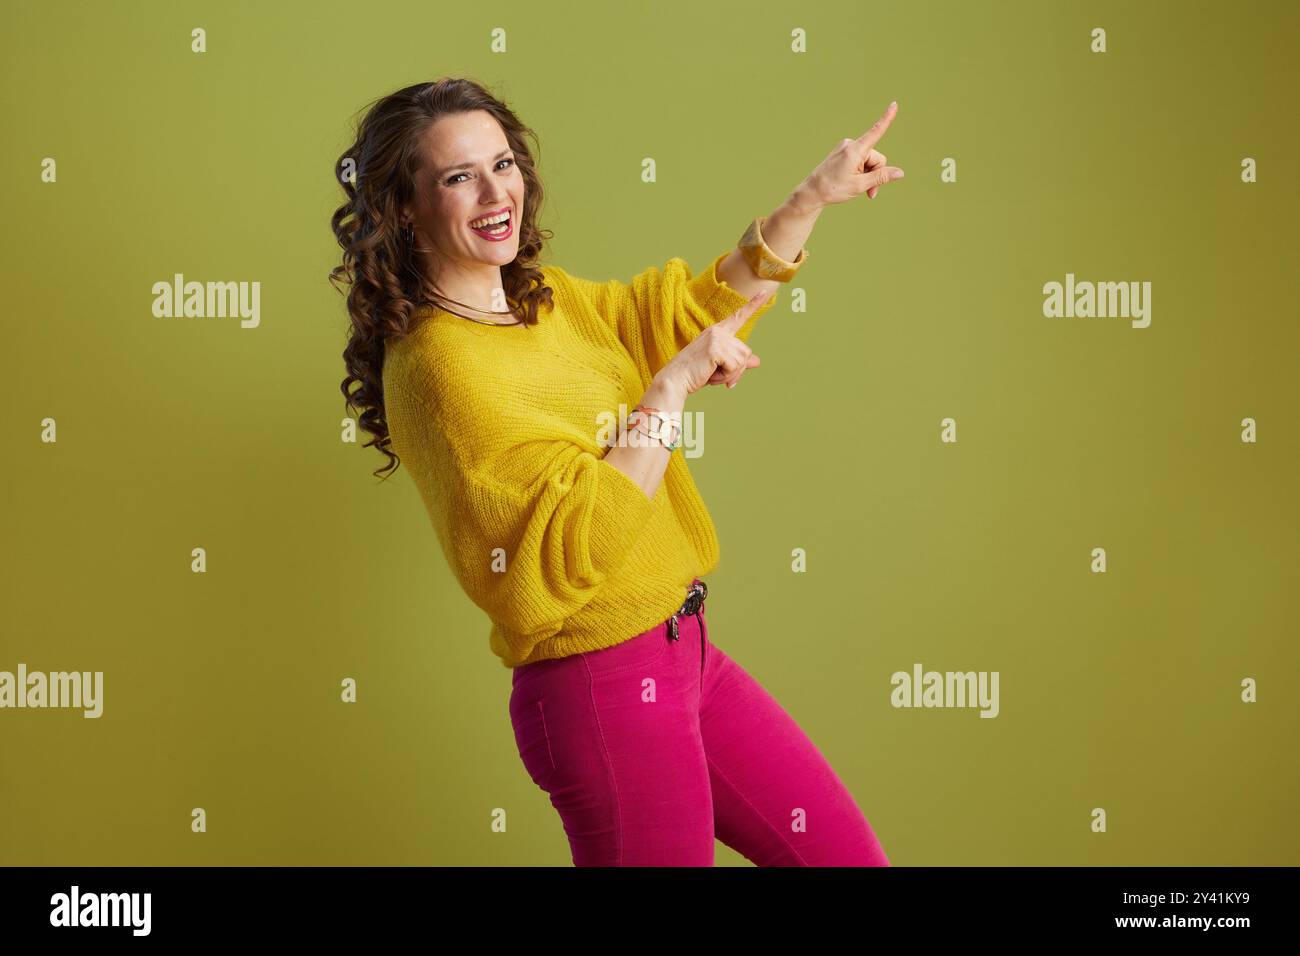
[328, 76, 894, 869]
[330, 79, 555, 396]
[412, 116, 526, 279]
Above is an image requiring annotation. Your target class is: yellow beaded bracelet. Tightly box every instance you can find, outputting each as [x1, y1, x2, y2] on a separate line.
[737, 215, 809, 282]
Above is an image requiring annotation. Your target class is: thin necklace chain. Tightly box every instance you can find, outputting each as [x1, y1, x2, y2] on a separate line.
[426, 289, 527, 327]
[448, 306, 526, 327]
[431, 288, 511, 314]
[426, 293, 527, 327]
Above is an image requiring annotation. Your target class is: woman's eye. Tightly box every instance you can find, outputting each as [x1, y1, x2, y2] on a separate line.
[446, 158, 514, 185]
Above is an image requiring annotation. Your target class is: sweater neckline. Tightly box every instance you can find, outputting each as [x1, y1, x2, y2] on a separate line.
[415, 264, 562, 329]
[418, 306, 546, 335]
[418, 303, 531, 327]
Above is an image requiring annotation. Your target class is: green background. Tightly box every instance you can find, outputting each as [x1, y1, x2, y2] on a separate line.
[3, 0, 1297, 865]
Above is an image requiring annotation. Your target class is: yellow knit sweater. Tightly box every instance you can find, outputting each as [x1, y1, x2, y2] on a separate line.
[381, 250, 779, 668]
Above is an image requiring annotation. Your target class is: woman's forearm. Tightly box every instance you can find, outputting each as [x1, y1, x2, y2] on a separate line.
[602, 375, 686, 499]
[716, 185, 824, 300]
[603, 183, 828, 495]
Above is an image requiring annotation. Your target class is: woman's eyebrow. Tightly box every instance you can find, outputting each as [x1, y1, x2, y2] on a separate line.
[434, 148, 513, 178]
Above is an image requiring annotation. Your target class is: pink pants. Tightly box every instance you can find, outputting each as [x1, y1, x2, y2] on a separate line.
[508, 578, 890, 866]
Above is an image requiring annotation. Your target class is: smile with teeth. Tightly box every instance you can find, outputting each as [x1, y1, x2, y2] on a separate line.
[469, 209, 512, 236]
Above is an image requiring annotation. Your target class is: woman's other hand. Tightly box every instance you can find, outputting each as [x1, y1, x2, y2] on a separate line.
[798, 100, 905, 205]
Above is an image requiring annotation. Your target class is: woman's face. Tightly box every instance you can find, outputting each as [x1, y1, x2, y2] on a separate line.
[409, 110, 525, 273]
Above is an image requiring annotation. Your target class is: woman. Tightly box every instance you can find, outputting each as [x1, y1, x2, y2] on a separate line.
[332, 77, 904, 866]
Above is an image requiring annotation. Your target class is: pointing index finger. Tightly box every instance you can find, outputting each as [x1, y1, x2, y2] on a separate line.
[855, 100, 898, 152]
[722, 288, 772, 329]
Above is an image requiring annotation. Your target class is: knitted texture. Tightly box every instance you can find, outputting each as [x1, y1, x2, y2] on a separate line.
[381, 250, 779, 668]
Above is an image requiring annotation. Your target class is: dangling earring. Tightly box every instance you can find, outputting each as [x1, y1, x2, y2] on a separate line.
[402, 222, 415, 244]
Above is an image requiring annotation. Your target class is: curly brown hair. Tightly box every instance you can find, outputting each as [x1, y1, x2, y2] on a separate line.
[329, 77, 555, 478]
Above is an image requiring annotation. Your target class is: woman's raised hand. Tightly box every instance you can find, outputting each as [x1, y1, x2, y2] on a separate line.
[799, 101, 905, 204]
[657, 290, 770, 397]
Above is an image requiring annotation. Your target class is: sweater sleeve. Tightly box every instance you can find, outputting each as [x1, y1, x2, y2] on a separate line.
[389, 370, 661, 643]
[453, 442, 659, 638]
[555, 250, 781, 379]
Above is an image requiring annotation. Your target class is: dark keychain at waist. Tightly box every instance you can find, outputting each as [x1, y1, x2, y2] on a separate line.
[667, 579, 708, 641]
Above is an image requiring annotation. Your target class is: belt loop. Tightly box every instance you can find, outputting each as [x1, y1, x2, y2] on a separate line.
[694, 578, 706, 642]
[697, 608, 706, 678]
